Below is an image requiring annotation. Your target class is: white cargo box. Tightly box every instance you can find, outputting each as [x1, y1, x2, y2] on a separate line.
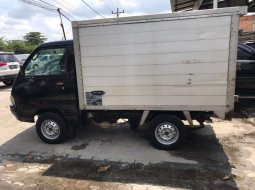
[72, 7, 247, 119]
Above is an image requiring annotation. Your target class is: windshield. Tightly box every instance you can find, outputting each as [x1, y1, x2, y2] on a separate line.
[0, 54, 19, 62]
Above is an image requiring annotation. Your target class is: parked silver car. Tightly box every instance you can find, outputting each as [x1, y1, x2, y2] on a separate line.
[0, 52, 20, 86]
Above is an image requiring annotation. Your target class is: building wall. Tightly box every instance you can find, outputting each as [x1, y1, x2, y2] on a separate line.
[239, 15, 255, 32]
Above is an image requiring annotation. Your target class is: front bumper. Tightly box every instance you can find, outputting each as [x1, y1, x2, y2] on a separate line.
[0, 68, 19, 78]
[10, 104, 19, 120]
[0, 74, 17, 81]
[10, 105, 34, 122]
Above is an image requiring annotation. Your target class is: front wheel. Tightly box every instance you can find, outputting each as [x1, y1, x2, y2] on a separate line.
[149, 115, 186, 150]
[36, 112, 68, 144]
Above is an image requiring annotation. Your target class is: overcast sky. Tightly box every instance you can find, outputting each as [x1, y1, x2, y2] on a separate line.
[0, 0, 171, 42]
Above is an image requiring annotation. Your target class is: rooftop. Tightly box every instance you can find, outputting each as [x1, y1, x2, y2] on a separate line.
[171, 0, 252, 12]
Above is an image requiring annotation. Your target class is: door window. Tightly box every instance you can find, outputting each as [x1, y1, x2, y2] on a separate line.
[25, 48, 67, 76]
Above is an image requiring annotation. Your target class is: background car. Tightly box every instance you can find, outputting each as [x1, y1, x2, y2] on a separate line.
[242, 41, 255, 50]
[15, 54, 30, 64]
[236, 43, 255, 98]
[0, 52, 21, 86]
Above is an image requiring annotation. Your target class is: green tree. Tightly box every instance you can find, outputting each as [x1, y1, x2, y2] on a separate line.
[5, 40, 26, 54]
[24, 32, 47, 45]
[3, 40, 36, 54]
[0, 32, 45, 54]
[0, 37, 6, 51]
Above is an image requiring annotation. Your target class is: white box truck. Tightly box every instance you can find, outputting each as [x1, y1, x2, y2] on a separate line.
[11, 7, 247, 149]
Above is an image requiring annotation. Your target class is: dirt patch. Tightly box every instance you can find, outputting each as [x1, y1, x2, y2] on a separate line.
[40, 158, 236, 189]
[71, 143, 88, 151]
[244, 131, 255, 138]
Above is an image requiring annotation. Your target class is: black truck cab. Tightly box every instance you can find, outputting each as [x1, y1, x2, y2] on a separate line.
[10, 40, 80, 143]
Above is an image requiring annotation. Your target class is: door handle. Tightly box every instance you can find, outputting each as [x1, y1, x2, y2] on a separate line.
[56, 81, 65, 90]
[56, 81, 64, 86]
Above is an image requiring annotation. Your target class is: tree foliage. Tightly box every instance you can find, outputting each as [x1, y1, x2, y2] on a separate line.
[0, 37, 6, 51]
[0, 32, 47, 54]
[23, 32, 47, 46]
[5, 40, 36, 54]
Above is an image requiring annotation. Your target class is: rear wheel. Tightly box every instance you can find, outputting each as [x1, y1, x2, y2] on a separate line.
[3, 80, 13, 86]
[36, 112, 68, 144]
[149, 115, 186, 150]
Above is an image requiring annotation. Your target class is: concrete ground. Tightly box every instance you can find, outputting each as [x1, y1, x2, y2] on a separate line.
[0, 82, 255, 190]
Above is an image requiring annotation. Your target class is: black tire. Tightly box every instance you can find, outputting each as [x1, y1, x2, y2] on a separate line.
[36, 112, 68, 144]
[3, 80, 13, 86]
[129, 118, 140, 131]
[149, 115, 186, 150]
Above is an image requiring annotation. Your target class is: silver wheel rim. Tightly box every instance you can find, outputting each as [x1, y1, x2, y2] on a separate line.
[41, 120, 60, 140]
[155, 122, 179, 145]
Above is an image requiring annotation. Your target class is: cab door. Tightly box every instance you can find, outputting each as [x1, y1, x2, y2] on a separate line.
[13, 45, 78, 120]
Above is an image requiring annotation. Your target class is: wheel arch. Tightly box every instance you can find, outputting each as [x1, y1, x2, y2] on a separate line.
[35, 108, 68, 124]
[144, 111, 185, 125]
[35, 108, 80, 129]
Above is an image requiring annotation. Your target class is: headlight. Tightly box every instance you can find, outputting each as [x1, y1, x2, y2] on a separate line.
[10, 95, 15, 105]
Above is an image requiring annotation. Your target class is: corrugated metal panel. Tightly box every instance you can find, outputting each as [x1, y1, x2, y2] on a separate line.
[72, 7, 245, 118]
[171, 0, 249, 12]
[78, 15, 231, 110]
